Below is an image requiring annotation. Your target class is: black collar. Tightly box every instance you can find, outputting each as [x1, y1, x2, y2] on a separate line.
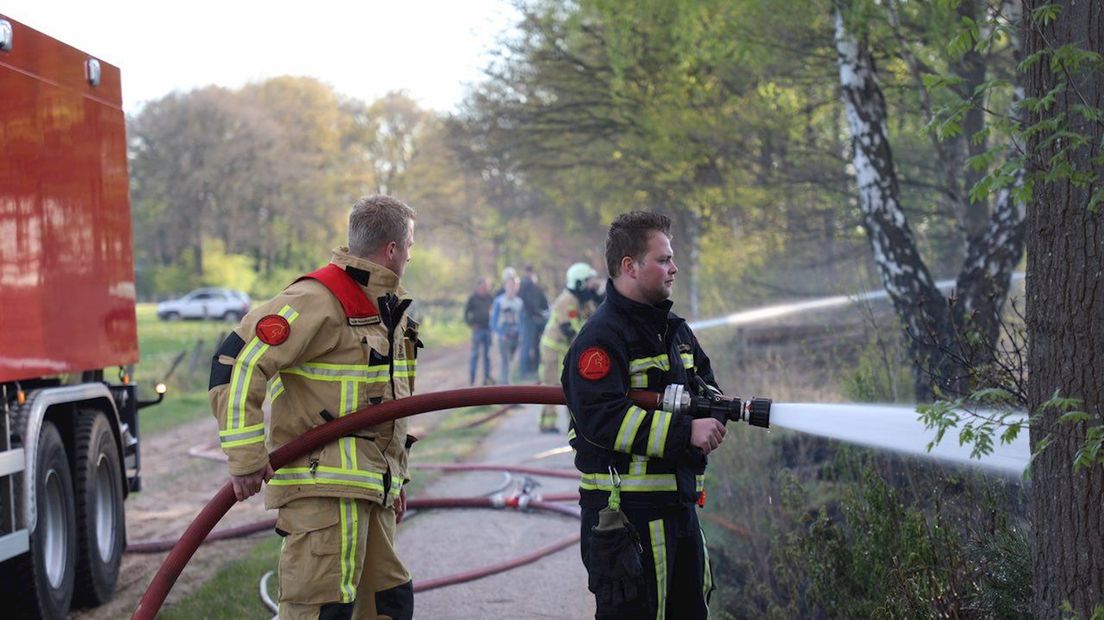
[605, 278, 674, 332]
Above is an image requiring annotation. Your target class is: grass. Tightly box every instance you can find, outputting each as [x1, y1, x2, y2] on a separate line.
[139, 391, 212, 436]
[160, 536, 282, 620]
[134, 303, 230, 434]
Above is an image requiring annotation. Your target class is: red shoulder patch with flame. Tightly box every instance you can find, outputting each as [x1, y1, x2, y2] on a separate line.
[577, 346, 611, 381]
[256, 315, 290, 345]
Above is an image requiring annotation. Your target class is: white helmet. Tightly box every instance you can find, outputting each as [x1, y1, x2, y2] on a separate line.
[566, 262, 598, 291]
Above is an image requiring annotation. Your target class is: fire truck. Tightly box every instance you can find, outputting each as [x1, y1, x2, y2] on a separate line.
[0, 15, 161, 618]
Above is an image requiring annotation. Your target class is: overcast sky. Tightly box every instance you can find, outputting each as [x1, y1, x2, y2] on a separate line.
[2, 0, 518, 114]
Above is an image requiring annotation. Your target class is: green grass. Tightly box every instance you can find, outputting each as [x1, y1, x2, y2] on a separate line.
[134, 303, 231, 434]
[160, 535, 282, 620]
[415, 315, 471, 349]
[139, 391, 211, 436]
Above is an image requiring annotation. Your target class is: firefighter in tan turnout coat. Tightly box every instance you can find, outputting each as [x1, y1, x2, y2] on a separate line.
[209, 195, 419, 620]
[538, 262, 602, 432]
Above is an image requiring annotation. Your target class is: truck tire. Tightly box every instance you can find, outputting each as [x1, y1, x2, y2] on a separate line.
[17, 421, 77, 619]
[72, 410, 125, 607]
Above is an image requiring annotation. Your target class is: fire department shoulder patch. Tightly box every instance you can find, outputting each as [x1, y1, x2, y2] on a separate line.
[256, 315, 290, 345]
[577, 346, 611, 381]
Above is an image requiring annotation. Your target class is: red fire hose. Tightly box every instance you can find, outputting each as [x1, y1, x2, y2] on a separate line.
[133, 386, 661, 619]
[125, 490, 583, 554]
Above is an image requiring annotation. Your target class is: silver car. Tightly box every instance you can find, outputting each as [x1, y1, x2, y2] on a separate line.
[156, 288, 251, 321]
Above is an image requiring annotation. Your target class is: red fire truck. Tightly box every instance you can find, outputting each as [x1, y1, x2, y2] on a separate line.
[0, 15, 161, 618]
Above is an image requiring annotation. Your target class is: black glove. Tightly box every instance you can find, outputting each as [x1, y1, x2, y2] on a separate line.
[586, 507, 644, 608]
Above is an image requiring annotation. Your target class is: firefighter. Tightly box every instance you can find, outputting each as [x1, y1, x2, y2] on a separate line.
[538, 262, 602, 432]
[562, 211, 727, 619]
[209, 195, 419, 620]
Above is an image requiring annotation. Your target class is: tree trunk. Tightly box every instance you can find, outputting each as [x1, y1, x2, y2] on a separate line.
[833, 3, 958, 401]
[1023, 1, 1104, 617]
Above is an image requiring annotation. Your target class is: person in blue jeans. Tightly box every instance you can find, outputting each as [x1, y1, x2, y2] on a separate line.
[463, 277, 494, 385]
[490, 268, 524, 384]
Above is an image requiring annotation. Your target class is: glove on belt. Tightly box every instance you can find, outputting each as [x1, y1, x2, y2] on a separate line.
[586, 507, 645, 608]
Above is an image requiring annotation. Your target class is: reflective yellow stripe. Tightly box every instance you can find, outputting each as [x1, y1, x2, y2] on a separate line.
[695, 474, 705, 494]
[567, 428, 577, 441]
[701, 528, 713, 610]
[226, 304, 299, 430]
[629, 354, 670, 373]
[629, 455, 648, 476]
[340, 380, 357, 469]
[650, 519, 668, 620]
[680, 352, 694, 369]
[339, 497, 358, 603]
[630, 372, 648, 388]
[283, 362, 389, 383]
[579, 472, 677, 492]
[540, 336, 569, 353]
[266, 376, 285, 403]
[218, 422, 266, 448]
[269, 466, 386, 492]
[647, 411, 672, 457]
[394, 359, 417, 378]
[614, 405, 646, 452]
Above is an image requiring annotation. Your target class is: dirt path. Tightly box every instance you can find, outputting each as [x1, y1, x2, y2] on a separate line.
[397, 403, 593, 619]
[70, 343, 595, 619]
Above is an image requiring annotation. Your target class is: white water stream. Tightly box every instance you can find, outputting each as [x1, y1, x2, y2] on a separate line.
[689, 272, 1024, 331]
[768, 403, 1030, 477]
[686, 273, 1029, 476]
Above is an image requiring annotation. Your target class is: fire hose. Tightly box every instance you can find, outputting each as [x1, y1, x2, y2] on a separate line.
[132, 385, 768, 619]
[133, 386, 580, 619]
[124, 484, 583, 553]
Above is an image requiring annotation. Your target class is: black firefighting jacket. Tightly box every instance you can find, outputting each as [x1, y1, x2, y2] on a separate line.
[562, 279, 721, 509]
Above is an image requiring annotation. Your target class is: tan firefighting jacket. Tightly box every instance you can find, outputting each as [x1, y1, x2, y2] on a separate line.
[209, 249, 419, 510]
[539, 289, 597, 358]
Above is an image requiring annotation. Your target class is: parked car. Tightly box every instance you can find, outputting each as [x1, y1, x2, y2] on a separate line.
[156, 288, 251, 321]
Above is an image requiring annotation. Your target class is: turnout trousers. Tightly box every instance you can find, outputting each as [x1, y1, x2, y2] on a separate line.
[277, 497, 413, 620]
[580, 503, 713, 620]
[538, 346, 564, 430]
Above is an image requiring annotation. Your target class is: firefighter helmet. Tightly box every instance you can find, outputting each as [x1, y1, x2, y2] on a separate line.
[566, 262, 598, 291]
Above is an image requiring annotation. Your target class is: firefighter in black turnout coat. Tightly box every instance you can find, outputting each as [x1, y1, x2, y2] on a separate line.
[563, 211, 727, 620]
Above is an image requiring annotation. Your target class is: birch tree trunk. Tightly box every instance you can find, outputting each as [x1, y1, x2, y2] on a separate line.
[833, 3, 957, 401]
[834, 1, 1028, 401]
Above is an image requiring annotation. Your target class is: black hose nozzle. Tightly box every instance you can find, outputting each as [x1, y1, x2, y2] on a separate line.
[745, 397, 771, 428]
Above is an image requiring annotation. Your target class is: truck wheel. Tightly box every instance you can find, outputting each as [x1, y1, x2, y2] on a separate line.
[21, 421, 77, 618]
[72, 410, 125, 607]
[162, 311, 180, 321]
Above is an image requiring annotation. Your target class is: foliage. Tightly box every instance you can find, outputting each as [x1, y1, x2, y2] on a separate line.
[773, 449, 1031, 619]
[841, 339, 913, 403]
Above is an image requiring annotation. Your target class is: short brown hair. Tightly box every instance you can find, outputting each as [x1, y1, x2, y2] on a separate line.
[348, 195, 416, 256]
[605, 211, 672, 277]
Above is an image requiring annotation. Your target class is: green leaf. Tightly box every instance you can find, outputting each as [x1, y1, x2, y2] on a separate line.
[1030, 3, 1062, 26]
[1058, 410, 1091, 424]
[1018, 50, 1048, 73]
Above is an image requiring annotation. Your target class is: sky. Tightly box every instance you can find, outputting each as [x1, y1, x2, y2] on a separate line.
[2, 0, 519, 114]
